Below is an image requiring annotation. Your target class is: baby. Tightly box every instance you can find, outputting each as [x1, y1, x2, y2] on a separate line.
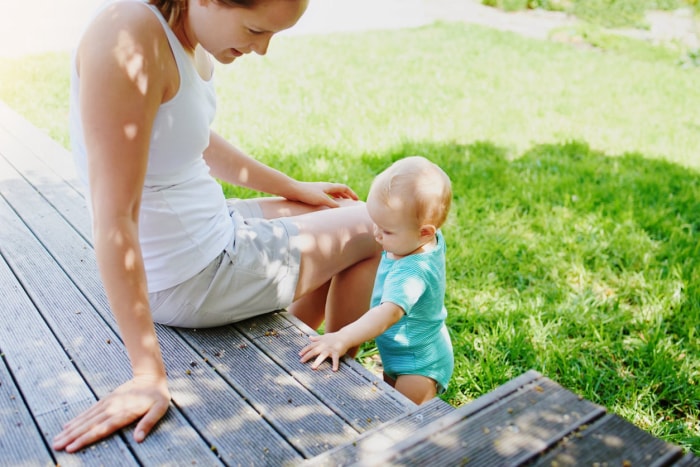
[300, 156, 454, 404]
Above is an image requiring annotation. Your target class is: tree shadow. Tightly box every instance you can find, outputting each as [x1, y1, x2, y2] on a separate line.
[306, 138, 700, 453]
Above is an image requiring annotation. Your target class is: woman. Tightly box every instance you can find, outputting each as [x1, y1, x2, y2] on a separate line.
[53, 0, 380, 453]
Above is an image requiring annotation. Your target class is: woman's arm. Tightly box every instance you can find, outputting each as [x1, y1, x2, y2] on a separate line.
[299, 301, 404, 371]
[53, 3, 175, 452]
[204, 131, 359, 207]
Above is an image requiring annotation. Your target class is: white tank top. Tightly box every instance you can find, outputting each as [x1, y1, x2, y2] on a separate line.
[70, 1, 233, 292]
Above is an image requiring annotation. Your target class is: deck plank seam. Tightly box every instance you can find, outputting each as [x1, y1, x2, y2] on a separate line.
[242, 327, 409, 433]
[262, 310, 415, 409]
[1, 199, 233, 464]
[269, 312, 413, 409]
[0, 254, 143, 465]
[174, 324, 369, 458]
[0, 102, 85, 196]
[172, 327, 314, 460]
[0, 348, 60, 465]
[509, 405, 608, 466]
[0, 176, 328, 462]
[0, 132, 90, 246]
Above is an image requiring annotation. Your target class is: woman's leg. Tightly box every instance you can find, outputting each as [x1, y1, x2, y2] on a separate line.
[285, 203, 381, 344]
[238, 197, 382, 347]
[286, 280, 330, 330]
[238, 196, 332, 219]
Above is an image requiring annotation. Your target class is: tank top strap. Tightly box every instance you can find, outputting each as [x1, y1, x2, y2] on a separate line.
[140, 1, 200, 84]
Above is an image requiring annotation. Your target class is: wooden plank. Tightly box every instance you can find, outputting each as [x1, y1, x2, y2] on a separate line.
[531, 413, 683, 466]
[153, 326, 303, 465]
[261, 310, 420, 409]
[0, 110, 407, 463]
[0, 102, 414, 463]
[675, 453, 700, 466]
[236, 313, 412, 431]
[178, 325, 359, 458]
[0, 98, 452, 464]
[359, 376, 605, 466]
[0, 181, 223, 464]
[0, 253, 137, 466]
[305, 397, 454, 466]
[432, 369, 544, 422]
[0, 345, 56, 466]
[0, 100, 81, 192]
[0, 136, 306, 464]
[0, 114, 91, 241]
[303, 371, 539, 466]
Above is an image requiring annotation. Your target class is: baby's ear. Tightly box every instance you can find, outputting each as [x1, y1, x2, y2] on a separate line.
[419, 224, 437, 239]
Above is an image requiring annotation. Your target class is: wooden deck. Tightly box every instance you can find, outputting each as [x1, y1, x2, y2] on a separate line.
[1, 99, 698, 466]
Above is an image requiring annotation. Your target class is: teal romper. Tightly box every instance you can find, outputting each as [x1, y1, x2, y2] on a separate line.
[373, 231, 454, 393]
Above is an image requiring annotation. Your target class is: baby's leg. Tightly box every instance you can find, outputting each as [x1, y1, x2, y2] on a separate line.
[394, 374, 438, 405]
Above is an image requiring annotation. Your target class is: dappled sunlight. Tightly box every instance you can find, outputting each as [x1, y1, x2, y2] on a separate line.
[123, 123, 138, 140]
[353, 432, 397, 456]
[114, 30, 149, 96]
[313, 157, 330, 174]
[123, 247, 137, 271]
[492, 425, 548, 458]
[0, 162, 20, 183]
[385, 194, 408, 212]
[40, 366, 91, 404]
[237, 167, 250, 184]
[5, 23, 700, 450]
[526, 313, 561, 352]
[598, 432, 625, 448]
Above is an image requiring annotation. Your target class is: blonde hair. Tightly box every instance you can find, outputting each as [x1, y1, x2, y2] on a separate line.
[369, 156, 452, 228]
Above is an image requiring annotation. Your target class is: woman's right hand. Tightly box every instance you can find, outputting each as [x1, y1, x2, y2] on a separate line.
[52, 374, 171, 453]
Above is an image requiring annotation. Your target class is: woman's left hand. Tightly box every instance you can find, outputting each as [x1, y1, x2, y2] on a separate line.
[288, 181, 359, 208]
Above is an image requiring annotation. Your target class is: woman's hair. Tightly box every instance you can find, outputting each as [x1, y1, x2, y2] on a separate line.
[370, 156, 452, 228]
[149, 0, 256, 27]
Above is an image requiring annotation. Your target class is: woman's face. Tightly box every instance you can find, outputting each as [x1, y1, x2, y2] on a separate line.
[186, 0, 308, 63]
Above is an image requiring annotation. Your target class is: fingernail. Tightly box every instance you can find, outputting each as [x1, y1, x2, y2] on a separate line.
[135, 430, 145, 442]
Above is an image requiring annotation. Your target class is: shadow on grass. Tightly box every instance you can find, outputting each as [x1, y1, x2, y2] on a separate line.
[223, 138, 699, 451]
[353, 140, 699, 453]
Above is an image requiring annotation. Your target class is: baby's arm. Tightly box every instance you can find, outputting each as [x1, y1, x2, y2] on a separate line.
[299, 302, 404, 371]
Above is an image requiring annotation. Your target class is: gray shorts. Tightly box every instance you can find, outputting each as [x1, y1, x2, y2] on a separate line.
[149, 199, 301, 328]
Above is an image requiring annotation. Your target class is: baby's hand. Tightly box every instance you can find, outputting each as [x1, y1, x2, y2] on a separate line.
[299, 333, 350, 371]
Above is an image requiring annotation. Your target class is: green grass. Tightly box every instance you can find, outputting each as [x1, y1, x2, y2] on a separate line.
[1, 22, 698, 453]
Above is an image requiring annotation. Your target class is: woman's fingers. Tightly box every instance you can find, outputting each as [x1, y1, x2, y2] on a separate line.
[134, 397, 170, 442]
[53, 377, 171, 452]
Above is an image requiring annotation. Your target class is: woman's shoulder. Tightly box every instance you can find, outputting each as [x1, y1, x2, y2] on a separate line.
[77, 2, 176, 84]
[76, 2, 179, 104]
[81, 1, 167, 53]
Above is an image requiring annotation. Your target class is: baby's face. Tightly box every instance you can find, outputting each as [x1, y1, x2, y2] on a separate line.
[366, 194, 424, 258]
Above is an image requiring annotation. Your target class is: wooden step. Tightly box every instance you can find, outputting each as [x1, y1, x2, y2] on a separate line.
[306, 370, 697, 466]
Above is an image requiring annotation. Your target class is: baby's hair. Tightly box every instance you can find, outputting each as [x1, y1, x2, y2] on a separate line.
[370, 156, 452, 228]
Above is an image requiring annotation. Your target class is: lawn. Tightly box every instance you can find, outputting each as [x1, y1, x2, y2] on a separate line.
[1, 21, 698, 454]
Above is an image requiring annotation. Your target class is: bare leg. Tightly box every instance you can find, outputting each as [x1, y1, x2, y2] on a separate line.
[287, 203, 381, 338]
[240, 197, 381, 346]
[383, 372, 396, 387]
[394, 375, 438, 405]
[324, 256, 379, 357]
[287, 280, 329, 331]
[238, 196, 334, 219]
